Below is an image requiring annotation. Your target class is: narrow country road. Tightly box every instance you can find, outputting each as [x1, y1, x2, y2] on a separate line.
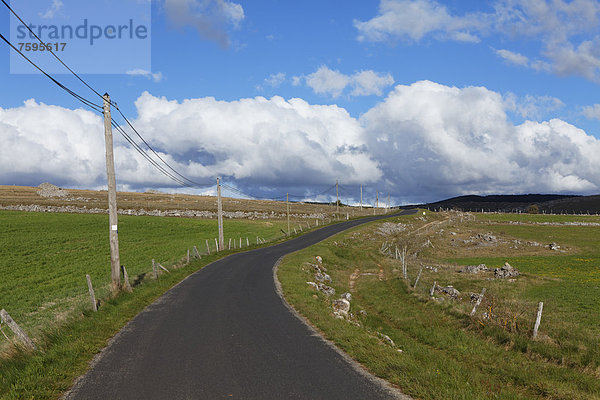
[66, 210, 416, 400]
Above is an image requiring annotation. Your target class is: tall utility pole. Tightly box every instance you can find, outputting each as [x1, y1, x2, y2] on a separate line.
[217, 177, 224, 251]
[375, 190, 379, 215]
[387, 194, 390, 212]
[103, 93, 121, 292]
[336, 180, 339, 214]
[360, 184, 363, 210]
[286, 193, 290, 235]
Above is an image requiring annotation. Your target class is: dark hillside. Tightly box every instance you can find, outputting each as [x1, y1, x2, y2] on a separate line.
[419, 194, 600, 214]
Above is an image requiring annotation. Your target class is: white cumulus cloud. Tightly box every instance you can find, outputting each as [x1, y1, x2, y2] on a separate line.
[38, 0, 63, 19]
[264, 72, 286, 87]
[354, 0, 485, 43]
[583, 104, 600, 119]
[495, 48, 529, 66]
[361, 80, 600, 202]
[504, 93, 565, 120]
[3, 83, 600, 203]
[300, 66, 394, 98]
[359, 0, 600, 82]
[126, 69, 164, 83]
[130, 92, 382, 188]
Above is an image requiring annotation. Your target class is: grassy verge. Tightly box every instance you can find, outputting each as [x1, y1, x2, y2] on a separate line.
[277, 211, 600, 399]
[0, 254, 216, 399]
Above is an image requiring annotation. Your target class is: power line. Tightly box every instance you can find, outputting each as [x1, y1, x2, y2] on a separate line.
[0, 31, 198, 188]
[0, 10, 214, 190]
[113, 106, 213, 189]
[110, 120, 191, 187]
[1, 0, 105, 101]
[0, 33, 103, 113]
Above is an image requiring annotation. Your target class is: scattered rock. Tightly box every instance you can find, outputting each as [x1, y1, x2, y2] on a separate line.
[314, 271, 332, 283]
[376, 222, 407, 236]
[359, 309, 367, 317]
[463, 232, 498, 246]
[480, 233, 497, 242]
[469, 292, 483, 303]
[425, 265, 439, 272]
[332, 298, 351, 319]
[311, 263, 327, 273]
[315, 256, 323, 263]
[436, 285, 461, 299]
[546, 243, 561, 251]
[340, 292, 352, 301]
[460, 264, 489, 274]
[494, 262, 520, 279]
[377, 332, 397, 348]
[37, 182, 69, 198]
[306, 282, 335, 296]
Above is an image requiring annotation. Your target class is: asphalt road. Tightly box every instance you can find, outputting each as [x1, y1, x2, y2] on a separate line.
[67, 210, 416, 400]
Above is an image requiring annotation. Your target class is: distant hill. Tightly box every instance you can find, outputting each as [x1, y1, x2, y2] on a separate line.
[419, 194, 600, 214]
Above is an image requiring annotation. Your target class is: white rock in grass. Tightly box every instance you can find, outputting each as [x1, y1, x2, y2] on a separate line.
[332, 298, 350, 319]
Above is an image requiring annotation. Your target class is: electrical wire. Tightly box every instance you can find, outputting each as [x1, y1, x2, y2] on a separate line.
[0, 31, 196, 188]
[1, 0, 105, 102]
[0, 33, 103, 113]
[113, 106, 213, 189]
[110, 120, 192, 187]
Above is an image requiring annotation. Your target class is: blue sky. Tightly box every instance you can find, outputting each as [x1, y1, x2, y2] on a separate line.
[1, 0, 600, 204]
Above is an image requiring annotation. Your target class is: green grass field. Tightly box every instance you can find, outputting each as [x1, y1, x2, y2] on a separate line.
[0, 210, 287, 345]
[0, 210, 292, 399]
[277, 211, 600, 399]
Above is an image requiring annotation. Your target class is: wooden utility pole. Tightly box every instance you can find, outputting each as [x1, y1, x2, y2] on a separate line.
[336, 180, 339, 214]
[286, 193, 290, 235]
[387, 193, 390, 212]
[103, 93, 121, 292]
[375, 190, 378, 215]
[360, 184, 363, 210]
[217, 178, 224, 251]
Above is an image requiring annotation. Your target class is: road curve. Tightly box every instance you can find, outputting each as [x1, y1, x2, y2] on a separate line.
[66, 210, 416, 400]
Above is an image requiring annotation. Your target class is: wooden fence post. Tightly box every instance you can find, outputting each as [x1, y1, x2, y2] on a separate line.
[429, 281, 437, 297]
[152, 259, 158, 279]
[205, 240, 211, 255]
[228, 238, 232, 250]
[0, 309, 36, 350]
[193, 246, 201, 259]
[157, 263, 170, 273]
[86, 274, 98, 311]
[402, 246, 407, 280]
[121, 266, 132, 292]
[215, 238, 219, 252]
[187, 249, 190, 264]
[532, 302, 544, 339]
[413, 267, 423, 289]
[470, 288, 486, 316]
[246, 237, 249, 246]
